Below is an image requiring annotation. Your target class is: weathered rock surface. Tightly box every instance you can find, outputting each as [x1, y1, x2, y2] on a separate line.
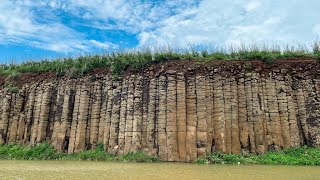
[0, 63, 320, 162]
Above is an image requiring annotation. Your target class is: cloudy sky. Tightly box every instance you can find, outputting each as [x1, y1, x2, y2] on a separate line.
[0, 0, 319, 62]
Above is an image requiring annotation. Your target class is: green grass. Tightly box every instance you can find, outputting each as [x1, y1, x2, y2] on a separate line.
[195, 146, 320, 165]
[0, 143, 319, 165]
[0, 142, 158, 162]
[0, 43, 319, 80]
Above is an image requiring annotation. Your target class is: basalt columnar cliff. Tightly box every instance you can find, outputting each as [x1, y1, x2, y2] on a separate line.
[0, 59, 320, 162]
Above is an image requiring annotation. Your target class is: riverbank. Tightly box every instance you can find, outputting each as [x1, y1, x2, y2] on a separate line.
[0, 143, 319, 165]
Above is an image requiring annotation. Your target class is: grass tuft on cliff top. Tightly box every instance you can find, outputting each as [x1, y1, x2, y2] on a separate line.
[0, 42, 320, 79]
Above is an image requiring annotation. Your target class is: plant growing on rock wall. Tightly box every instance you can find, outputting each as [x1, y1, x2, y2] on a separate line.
[6, 85, 19, 93]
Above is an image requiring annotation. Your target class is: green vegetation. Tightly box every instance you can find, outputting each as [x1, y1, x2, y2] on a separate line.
[195, 146, 320, 165]
[313, 42, 320, 61]
[0, 143, 319, 165]
[0, 142, 158, 162]
[0, 142, 63, 160]
[0, 43, 319, 80]
[6, 85, 19, 93]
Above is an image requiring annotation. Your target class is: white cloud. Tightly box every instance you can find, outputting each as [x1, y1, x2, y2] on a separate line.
[136, 0, 320, 47]
[226, 17, 284, 44]
[88, 40, 118, 50]
[0, 0, 319, 53]
[245, 1, 262, 12]
[57, 0, 197, 33]
[0, 0, 118, 52]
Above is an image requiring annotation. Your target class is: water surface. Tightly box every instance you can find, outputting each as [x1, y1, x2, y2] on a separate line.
[0, 160, 319, 180]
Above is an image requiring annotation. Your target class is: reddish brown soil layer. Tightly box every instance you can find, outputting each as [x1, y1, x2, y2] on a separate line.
[1, 59, 319, 88]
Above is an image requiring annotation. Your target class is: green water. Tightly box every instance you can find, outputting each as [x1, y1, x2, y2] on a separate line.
[0, 161, 319, 180]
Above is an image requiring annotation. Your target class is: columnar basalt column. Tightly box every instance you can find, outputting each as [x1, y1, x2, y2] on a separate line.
[158, 75, 168, 160]
[56, 86, 74, 152]
[303, 78, 320, 146]
[223, 78, 232, 153]
[276, 76, 291, 148]
[89, 82, 103, 149]
[36, 84, 53, 143]
[146, 78, 157, 156]
[266, 77, 283, 150]
[205, 73, 214, 153]
[8, 90, 25, 143]
[23, 86, 36, 144]
[196, 75, 207, 158]
[30, 86, 43, 146]
[124, 76, 135, 154]
[141, 77, 149, 151]
[103, 78, 113, 151]
[132, 76, 143, 152]
[5, 94, 15, 143]
[213, 75, 226, 153]
[238, 76, 248, 150]
[245, 73, 256, 153]
[118, 79, 128, 155]
[14, 88, 28, 143]
[258, 76, 268, 154]
[186, 75, 197, 161]
[310, 79, 320, 146]
[252, 73, 265, 154]
[47, 86, 59, 144]
[108, 80, 122, 152]
[74, 84, 91, 153]
[176, 73, 187, 161]
[68, 84, 81, 153]
[286, 76, 301, 147]
[51, 86, 64, 148]
[230, 77, 241, 153]
[166, 71, 179, 161]
[261, 77, 274, 149]
[97, 78, 108, 144]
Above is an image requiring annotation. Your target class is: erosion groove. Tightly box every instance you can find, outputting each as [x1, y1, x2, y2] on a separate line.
[0, 60, 320, 162]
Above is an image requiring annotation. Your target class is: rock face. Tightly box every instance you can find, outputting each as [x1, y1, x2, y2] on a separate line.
[0, 63, 320, 162]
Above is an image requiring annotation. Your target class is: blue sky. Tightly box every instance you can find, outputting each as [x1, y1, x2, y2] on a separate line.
[0, 0, 319, 62]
